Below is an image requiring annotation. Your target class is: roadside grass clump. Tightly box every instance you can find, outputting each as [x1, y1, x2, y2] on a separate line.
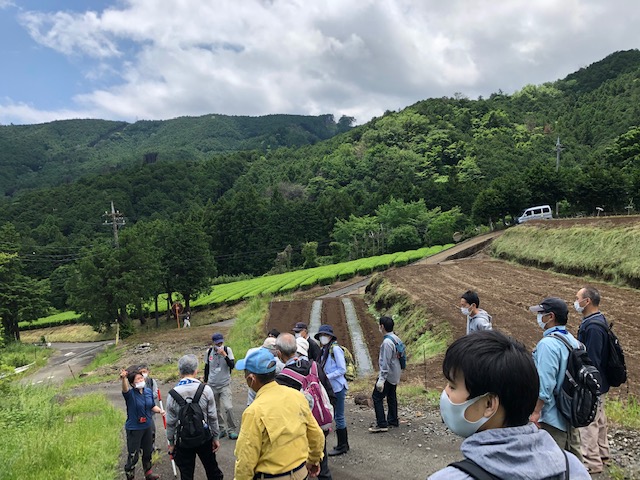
[366, 275, 451, 363]
[606, 395, 640, 430]
[226, 296, 271, 359]
[20, 324, 113, 343]
[0, 343, 53, 379]
[492, 224, 640, 287]
[0, 385, 123, 480]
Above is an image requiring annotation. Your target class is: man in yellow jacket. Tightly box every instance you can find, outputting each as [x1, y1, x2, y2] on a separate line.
[234, 348, 324, 480]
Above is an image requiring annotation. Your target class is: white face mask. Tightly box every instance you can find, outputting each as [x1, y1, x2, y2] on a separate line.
[461, 307, 470, 316]
[440, 390, 493, 438]
[319, 336, 331, 346]
[294, 333, 302, 339]
[134, 381, 146, 389]
[142, 372, 148, 379]
[536, 313, 550, 330]
[574, 300, 585, 314]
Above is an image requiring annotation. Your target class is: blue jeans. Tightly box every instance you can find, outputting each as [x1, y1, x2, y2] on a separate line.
[334, 387, 347, 430]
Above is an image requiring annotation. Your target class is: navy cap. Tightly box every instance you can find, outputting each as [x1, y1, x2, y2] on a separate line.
[529, 297, 568, 321]
[292, 322, 308, 332]
[211, 333, 224, 343]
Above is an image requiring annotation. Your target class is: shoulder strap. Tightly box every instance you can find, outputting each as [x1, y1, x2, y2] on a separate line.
[563, 450, 569, 480]
[168, 388, 186, 406]
[449, 458, 500, 480]
[309, 361, 319, 377]
[550, 333, 574, 352]
[279, 367, 307, 385]
[192, 382, 206, 403]
[207, 347, 213, 358]
[384, 334, 398, 346]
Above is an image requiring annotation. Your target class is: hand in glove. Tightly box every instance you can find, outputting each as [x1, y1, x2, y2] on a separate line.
[376, 379, 385, 392]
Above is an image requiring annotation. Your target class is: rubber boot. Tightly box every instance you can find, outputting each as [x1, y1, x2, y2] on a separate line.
[328, 428, 349, 456]
[125, 471, 135, 480]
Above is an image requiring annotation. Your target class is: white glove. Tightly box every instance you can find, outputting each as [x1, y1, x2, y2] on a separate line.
[376, 379, 385, 392]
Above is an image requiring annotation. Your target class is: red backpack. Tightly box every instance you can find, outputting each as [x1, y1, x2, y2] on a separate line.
[279, 361, 334, 431]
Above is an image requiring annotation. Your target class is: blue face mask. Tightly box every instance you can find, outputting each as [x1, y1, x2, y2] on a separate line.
[439, 390, 494, 438]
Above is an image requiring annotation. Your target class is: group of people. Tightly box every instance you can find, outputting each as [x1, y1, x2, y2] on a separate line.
[436, 286, 616, 478]
[120, 316, 404, 479]
[120, 285, 614, 479]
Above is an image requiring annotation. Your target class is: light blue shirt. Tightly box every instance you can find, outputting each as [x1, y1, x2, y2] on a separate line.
[532, 326, 579, 432]
[325, 343, 348, 393]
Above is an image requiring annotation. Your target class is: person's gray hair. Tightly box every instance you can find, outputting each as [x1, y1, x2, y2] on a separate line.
[276, 333, 297, 357]
[178, 354, 198, 376]
[582, 286, 601, 306]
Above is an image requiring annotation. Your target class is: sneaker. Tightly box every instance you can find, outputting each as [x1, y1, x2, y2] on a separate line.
[368, 425, 389, 433]
[228, 431, 239, 440]
[219, 430, 227, 439]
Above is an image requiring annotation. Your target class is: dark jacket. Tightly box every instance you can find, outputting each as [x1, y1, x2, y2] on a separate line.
[275, 357, 337, 406]
[307, 337, 322, 362]
[578, 312, 610, 394]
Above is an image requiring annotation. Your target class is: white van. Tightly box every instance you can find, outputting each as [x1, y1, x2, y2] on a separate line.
[517, 205, 553, 223]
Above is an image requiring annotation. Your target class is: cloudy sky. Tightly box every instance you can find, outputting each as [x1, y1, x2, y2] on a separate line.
[0, 0, 638, 125]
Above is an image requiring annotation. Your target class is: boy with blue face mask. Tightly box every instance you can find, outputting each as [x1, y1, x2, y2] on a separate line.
[429, 330, 589, 480]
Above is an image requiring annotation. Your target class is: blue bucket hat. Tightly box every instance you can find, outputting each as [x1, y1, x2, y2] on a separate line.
[235, 348, 277, 374]
[314, 324, 337, 341]
[211, 333, 224, 343]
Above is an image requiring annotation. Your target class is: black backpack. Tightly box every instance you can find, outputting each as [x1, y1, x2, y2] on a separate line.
[450, 452, 569, 479]
[168, 383, 211, 448]
[550, 334, 601, 428]
[595, 320, 627, 387]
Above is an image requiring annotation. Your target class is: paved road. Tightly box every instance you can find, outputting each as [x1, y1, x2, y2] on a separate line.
[26, 340, 113, 385]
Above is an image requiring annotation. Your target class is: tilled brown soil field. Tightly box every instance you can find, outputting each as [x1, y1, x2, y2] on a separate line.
[267, 297, 384, 368]
[382, 256, 640, 398]
[525, 216, 640, 228]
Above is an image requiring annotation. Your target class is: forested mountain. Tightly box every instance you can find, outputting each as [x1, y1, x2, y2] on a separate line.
[2, 50, 640, 340]
[0, 113, 353, 196]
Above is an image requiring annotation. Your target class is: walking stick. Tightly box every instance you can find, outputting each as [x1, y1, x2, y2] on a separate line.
[158, 388, 178, 477]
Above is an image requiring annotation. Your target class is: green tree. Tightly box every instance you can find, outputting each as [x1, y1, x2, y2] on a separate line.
[0, 225, 50, 342]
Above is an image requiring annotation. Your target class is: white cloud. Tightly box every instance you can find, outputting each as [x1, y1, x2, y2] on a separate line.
[7, 0, 640, 125]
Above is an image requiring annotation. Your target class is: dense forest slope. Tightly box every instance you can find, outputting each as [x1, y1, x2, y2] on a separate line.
[0, 113, 353, 196]
[1, 50, 640, 339]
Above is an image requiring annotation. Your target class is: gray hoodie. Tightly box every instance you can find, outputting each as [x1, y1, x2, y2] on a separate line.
[428, 424, 590, 480]
[467, 309, 492, 334]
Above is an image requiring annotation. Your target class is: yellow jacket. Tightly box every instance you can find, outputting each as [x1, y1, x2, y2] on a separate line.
[234, 381, 324, 480]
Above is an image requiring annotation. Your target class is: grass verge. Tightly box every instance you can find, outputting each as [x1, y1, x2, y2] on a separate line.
[0, 343, 53, 379]
[491, 224, 640, 287]
[0, 384, 123, 479]
[226, 296, 271, 359]
[366, 275, 451, 362]
[606, 395, 640, 429]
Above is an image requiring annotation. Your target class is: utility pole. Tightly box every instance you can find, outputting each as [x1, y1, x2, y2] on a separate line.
[103, 201, 126, 248]
[555, 137, 564, 217]
[104, 201, 126, 340]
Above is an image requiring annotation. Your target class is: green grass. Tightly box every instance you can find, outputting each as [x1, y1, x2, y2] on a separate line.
[85, 344, 122, 371]
[492, 224, 640, 286]
[0, 343, 54, 379]
[606, 395, 640, 429]
[0, 385, 124, 479]
[18, 311, 81, 330]
[226, 296, 271, 359]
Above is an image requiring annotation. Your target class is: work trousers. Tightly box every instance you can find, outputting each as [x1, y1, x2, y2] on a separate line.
[372, 381, 398, 428]
[579, 396, 610, 473]
[539, 422, 583, 461]
[124, 426, 154, 474]
[212, 384, 238, 433]
[174, 438, 224, 480]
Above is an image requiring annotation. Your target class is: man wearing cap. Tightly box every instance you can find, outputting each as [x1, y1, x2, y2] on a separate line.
[246, 337, 285, 406]
[575, 286, 611, 474]
[234, 348, 325, 480]
[293, 322, 322, 362]
[276, 333, 336, 480]
[204, 332, 238, 440]
[529, 297, 583, 460]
